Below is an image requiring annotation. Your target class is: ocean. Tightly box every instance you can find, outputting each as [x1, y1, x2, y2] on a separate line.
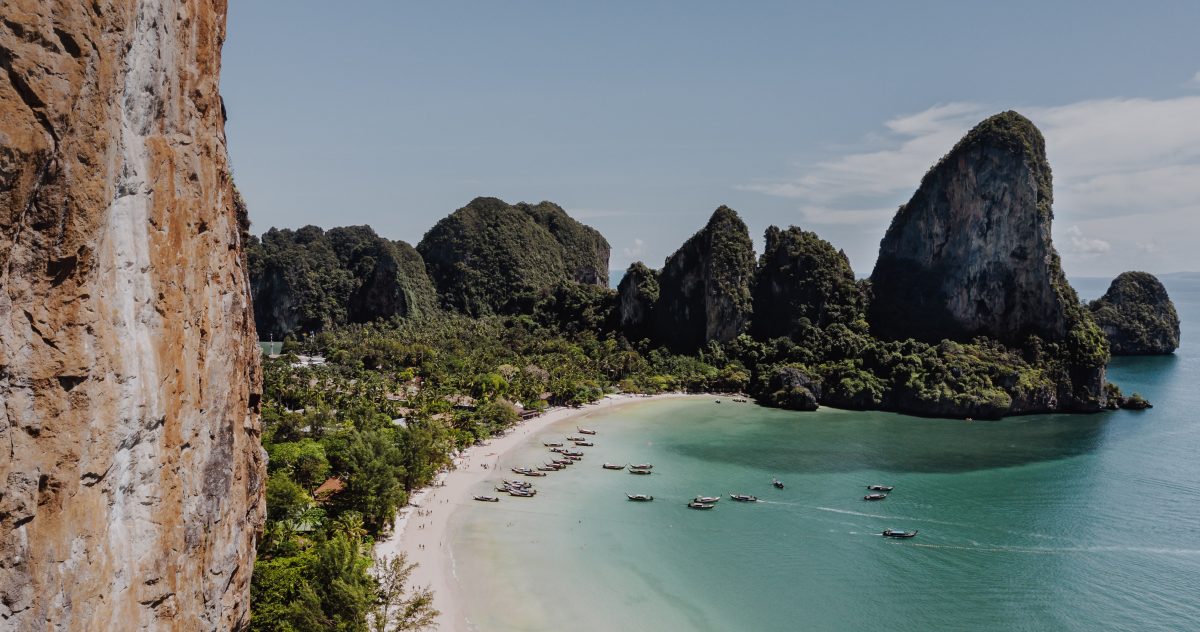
[447, 275, 1200, 631]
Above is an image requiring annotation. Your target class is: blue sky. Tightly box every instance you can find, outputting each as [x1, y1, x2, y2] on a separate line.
[223, 1, 1200, 278]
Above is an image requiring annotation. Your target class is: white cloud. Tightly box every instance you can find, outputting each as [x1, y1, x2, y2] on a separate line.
[740, 96, 1200, 272]
[622, 238, 646, 259]
[1063, 225, 1111, 257]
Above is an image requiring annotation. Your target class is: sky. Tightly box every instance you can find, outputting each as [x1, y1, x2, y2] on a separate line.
[222, 1, 1200, 279]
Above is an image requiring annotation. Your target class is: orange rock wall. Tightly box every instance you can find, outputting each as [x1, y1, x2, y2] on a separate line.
[0, 1, 264, 629]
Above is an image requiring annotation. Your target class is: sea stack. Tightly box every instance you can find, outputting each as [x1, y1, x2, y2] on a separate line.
[1089, 272, 1181, 355]
[0, 2, 264, 629]
[653, 206, 756, 351]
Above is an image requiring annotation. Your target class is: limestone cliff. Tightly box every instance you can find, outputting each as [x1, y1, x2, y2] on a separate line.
[417, 197, 610, 316]
[752, 225, 864, 340]
[654, 206, 755, 351]
[0, 1, 264, 629]
[248, 225, 437, 339]
[1089, 272, 1180, 355]
[869, 111, 1071, 345]
[616, 262, 659, 341]
[868, 111, 1108, 411]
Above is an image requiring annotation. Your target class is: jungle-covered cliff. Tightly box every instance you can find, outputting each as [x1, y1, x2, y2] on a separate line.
[1089, 272, 1180, 355]
[248, 225, 436, 339]
[417, 197, 610, 316]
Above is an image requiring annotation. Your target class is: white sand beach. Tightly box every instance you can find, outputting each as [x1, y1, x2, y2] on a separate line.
[371, 392, 694, 631]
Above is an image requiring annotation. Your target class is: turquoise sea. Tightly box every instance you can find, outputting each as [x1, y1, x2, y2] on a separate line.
[448, 275, 1200, 631]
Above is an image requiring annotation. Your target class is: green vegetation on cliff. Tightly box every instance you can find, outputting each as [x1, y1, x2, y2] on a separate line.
[752, 225, 865, 339]
[248, 226, 436, 339]
[416, 197, 610, 316]
[653, 206, 756, 351]
[1089, 271, 1181, 355]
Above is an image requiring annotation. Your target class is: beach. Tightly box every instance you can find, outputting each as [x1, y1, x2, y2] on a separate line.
[372, 393, 694, 630]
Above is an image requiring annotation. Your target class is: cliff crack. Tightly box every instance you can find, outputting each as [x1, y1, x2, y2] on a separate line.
[0, 45, 60, 145]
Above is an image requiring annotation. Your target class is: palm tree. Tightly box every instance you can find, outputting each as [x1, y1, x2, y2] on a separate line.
[331, 511, 368, 543]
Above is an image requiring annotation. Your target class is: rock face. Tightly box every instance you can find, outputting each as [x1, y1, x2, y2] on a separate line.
[417, 197, 610, 316]
[0, 2, 264, 629]
[654, 206, 756, 351]
[756, 367, 822, 411]
[868, 111, 1108, 411]
[753, 226, 864, 339]
[869, 111, 1072, 345]
[616, 262, 659, 340]
[1089, 272, 1180, 355]
[248, 225, 437, 339]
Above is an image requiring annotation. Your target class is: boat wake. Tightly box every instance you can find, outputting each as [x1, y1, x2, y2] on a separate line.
[909, 542, 1200, 557]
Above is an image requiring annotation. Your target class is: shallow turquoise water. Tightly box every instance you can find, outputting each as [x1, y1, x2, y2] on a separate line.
[449, 277, 1200, 631]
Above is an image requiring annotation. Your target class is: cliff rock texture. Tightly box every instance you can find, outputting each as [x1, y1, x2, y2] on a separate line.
[0, 1, 265, 629]
[1089, 272, 1180, 355]
[653, 206, 755, 351]
[867, 111, 1108, 411]
[417, 197, 610, 316]
[752, 226, 863, 340]
[869, 111, 1071, 345]
[248, 225, 436, 339]
[616, 262, 659, 340]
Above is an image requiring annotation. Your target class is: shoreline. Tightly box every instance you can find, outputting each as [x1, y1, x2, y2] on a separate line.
[371, 392, 701, 631]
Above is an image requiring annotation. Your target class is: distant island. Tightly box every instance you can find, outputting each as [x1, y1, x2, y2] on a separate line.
[248, 112, 1176, 420]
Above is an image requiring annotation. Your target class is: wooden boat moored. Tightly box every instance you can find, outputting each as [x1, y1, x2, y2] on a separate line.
[602, 463, 626, 470]
[630, 463, 653, 470]
[629, 468, 652, 475]
[866, 485, 894, 492]
[688, 501, 716, 510]
[573, 440, 595, 447]
[543, 442, 564, 447]
[578, 427, 597, 435]
[729, 493, 758, 502]
[473, 495, 500, 502]
[863, 493, 888, 501]
[694, 495, 720, 504]
[626, 494, 654, 501]
[882, 529, 917, 538]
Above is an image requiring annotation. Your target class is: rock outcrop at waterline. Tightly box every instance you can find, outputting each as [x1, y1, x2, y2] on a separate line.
[0, 2, 264, 629]
[1088, 272, 1180, 355]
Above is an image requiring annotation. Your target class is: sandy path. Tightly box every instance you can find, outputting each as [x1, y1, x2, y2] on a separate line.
[371, 393, 693, 631]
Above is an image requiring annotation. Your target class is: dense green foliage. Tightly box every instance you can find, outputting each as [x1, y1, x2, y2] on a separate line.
[248, 226, 436, 339]
[653, 206, 756, 351]
[1088, 271, 1181, 355]
[416, 197, 609, 316]
[752, 226, 865, 339]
